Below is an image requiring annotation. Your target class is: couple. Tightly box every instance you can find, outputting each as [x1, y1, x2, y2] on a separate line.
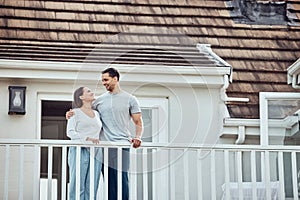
[66, 67, 143, 200]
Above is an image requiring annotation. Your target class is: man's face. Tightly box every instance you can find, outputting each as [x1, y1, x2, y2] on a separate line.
[101, 73, 117, 92]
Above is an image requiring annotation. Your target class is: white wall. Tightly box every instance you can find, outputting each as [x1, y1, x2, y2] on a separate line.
[127, 84, 225, 199]
[0, 76, 227, 199]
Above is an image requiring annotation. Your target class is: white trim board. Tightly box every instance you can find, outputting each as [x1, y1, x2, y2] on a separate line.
[0, 59, 231, 87]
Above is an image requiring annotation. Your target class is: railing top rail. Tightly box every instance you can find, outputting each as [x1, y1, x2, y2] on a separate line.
[1, 139, 300, 151]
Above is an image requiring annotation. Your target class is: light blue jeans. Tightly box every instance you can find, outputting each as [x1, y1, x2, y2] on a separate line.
[68, 146, 102, 200]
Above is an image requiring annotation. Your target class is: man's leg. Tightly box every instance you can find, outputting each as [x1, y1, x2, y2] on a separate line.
[121, 171, 129, 200]
[107, 148, 130, 200]
[93, 147, 102, 200]
[122, 149, 130, 200]
[108, 148, 118, 200]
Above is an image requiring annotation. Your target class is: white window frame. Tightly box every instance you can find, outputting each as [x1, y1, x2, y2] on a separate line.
[137, 97, 169, 200]
[259, 92, 300, 146]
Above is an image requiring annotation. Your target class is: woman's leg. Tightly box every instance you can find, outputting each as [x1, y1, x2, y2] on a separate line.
[81, 147, 90, 200]
[68, 147, 76, 200]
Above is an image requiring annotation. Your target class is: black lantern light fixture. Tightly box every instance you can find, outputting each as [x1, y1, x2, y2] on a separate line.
[8, 86, 26, 115]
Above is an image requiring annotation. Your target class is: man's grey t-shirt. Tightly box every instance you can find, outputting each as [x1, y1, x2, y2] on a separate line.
[93, 91, 141, 142]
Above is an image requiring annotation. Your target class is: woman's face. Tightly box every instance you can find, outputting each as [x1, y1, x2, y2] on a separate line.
[81, 87, 95, 102]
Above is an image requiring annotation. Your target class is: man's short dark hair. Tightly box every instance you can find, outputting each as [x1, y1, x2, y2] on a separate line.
[102, 67, 120, 81]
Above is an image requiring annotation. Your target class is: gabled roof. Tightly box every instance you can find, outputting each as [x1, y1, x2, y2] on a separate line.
[0, 0, 300, 118]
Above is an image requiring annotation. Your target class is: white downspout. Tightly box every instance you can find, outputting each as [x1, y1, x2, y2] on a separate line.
[235, 126, 246, 144]
[221, 74, 248, 143]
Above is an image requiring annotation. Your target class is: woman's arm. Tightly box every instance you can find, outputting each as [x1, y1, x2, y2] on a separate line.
[66, 116, 80, 140]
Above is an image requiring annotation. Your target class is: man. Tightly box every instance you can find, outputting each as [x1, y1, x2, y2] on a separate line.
[95, 67, 143, 200]
[67, 67, 143, 200]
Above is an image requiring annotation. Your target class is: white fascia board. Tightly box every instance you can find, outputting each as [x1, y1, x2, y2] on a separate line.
[0, 59, 230, 87]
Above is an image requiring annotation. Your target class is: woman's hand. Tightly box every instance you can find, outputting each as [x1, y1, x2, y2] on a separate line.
[86, 137, 100, 144]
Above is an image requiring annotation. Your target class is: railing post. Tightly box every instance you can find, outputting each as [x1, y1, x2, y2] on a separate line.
[75, 146, 81, 200]
[117, 148, 122, 200]
[104, 147, 108, 200]
[90, 147, 95, 200]
[33, 145, 40, 200]
[264, 151, 271, 200]
[291, 151, 298, 200]
[18, 145, 24, 200]
[129, 148, 137, 200]
[170, 149, 175, 200]
[183, 150, 189, 200]
[211, 150, 216, 200]
[61, 146, 67, 200]
[142, 148, 148, 200]
[3, 145, 10, 200]
[197, 150, 203, 200]
[224, 150, 230, 200]
[151, 148, 157, 200]
[47, 145, 53, 200]
[277, 151, 285, 199]
[250, 150, 257, 200]
[236, 151, 243, 199]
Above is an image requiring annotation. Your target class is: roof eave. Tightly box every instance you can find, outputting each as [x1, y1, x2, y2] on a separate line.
[0, 59, 230, 88]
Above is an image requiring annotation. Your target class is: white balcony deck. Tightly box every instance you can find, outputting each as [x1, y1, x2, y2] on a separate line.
[1, 139, 300, 200]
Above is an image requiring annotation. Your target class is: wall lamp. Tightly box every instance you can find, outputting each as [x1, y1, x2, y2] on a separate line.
[8, 86, 26, 115]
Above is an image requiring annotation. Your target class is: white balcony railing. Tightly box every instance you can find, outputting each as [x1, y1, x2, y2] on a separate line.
[1, 139, 300, 199]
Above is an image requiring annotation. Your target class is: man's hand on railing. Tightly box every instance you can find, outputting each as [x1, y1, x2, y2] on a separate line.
[131, 137, 142, 148]
[66, 109, 74, 120]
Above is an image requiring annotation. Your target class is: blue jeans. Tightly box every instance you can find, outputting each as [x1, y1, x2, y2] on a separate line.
[107, 148, 130, 200]
[68, 147, 102, 200]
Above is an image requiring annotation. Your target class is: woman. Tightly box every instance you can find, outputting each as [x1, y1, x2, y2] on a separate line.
[67, 86, 102, 200]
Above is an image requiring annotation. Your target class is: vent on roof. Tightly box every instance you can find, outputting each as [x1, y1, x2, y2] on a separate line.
[227, 0, 291, 25]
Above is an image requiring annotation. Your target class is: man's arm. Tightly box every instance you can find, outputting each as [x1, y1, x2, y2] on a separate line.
[131, 112, 143, 148]
[65, 109, 74, 120]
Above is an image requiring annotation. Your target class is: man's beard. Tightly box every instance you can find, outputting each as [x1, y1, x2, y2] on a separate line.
[105, 85, 113, 92]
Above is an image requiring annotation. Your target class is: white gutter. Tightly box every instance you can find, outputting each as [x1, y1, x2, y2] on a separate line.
[197, 44, 232, 68]
[0, 59, 230, 75]
[222, 115, 299, 144]
[220, 116, 299, 144]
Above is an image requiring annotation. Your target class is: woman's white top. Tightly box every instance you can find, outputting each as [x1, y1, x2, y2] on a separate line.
[66, 108, 102, 143]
